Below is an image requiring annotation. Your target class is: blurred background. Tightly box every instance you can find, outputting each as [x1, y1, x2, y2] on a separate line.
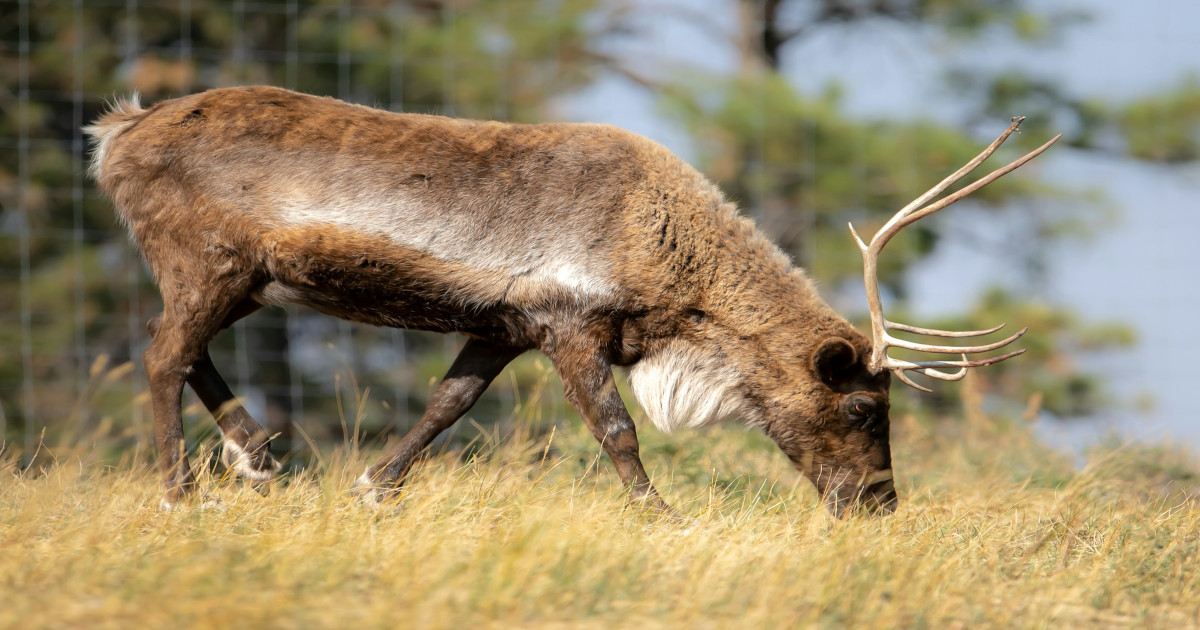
[1, 0, 1197, 463]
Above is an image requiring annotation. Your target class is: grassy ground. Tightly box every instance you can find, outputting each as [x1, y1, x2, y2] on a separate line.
[3, 382, 1200, 629]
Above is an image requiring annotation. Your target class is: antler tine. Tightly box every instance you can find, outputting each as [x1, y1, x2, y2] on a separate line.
[883, 349, 1027, 391]
[883, 132, 1062, 243]
[891, 354, 1001, 392]
[865, 129, 1063, 257]
[850, 116, 1058, 391]
[886, 321, 1006, 338]
[893, 366, 973, 391]
[883, 348, 1027, 372]
[885, 327, 1026, 355]
[893, 370, 934, 393]
[887, 117, 1026, 225]
[896, 354, 970, 392]
[918, 367, 969, 381]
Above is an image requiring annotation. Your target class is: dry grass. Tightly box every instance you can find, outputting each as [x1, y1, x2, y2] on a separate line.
[3, 396, 1200, 629]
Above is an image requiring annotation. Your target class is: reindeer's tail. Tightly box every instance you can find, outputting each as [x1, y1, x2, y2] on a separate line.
[82, 94, 146, 182]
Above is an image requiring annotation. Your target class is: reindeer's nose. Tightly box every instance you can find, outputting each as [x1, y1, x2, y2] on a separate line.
[822, 471, 899, 517]
[863, 478, 898, 515]
[860, 469, 897, 516]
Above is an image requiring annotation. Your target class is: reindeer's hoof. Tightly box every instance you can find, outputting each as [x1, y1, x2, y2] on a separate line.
[626, 493, 680, 519]
[199, 494, 228, 512]
[158, 492, 226, 512]
[158, 478, 198, 512]
[352, 471, 383, 503]
[353, 471, 405, 514]
[249, 478, 272, 497]
[221, 440, 282, 483]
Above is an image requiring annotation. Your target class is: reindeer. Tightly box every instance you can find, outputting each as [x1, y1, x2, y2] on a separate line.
[85, 86, 1058, 515]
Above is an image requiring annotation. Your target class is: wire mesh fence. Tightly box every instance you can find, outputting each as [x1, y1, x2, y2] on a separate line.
[0, 0, 606, 456]
[5, 0, 1196, 460]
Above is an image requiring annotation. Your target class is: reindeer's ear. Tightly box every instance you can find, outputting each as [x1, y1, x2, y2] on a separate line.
[811, 337, 859, 384]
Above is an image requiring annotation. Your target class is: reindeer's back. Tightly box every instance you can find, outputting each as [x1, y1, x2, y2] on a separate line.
[88, 86, 752, 329]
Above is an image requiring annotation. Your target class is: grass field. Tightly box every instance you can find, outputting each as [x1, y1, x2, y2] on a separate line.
[3, 376, 1200, 629]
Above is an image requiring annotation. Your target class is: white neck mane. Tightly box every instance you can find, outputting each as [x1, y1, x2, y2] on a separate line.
[628, 339, 761, 432]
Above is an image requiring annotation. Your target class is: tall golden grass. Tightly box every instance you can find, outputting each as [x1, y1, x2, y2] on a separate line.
[2, 366, 1198, 629]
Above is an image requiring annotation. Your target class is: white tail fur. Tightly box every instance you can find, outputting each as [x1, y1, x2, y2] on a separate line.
[83, 93, 144, 180]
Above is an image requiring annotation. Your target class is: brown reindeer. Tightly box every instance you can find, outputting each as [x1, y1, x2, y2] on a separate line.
[85, 86, 1057, 515]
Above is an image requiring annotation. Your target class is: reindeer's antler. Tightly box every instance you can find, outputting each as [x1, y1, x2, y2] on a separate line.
[848, 117, 1061, 392]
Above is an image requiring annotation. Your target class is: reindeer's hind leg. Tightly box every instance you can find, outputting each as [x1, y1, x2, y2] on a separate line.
[144, 276, 264, 508]
[147, 298, 281, 487]
[356, 338, 524, 505]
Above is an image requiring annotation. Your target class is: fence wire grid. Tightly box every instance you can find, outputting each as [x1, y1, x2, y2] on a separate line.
[5, 0, 1196, 458]
[1, 0, 602, 456]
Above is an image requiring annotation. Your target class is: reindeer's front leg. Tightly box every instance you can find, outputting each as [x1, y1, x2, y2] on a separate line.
[547, 330, 672, 515]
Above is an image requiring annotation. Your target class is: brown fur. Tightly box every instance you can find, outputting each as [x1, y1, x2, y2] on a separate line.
[87, 86, 897, 515]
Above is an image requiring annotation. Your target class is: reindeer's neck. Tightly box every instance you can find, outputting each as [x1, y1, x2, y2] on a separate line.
[613, 138, 862, 384]
[695, 200, 847, 340]
[624, 186, 861, 433]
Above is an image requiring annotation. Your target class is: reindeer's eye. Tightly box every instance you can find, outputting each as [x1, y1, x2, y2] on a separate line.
[842, 394, 879, 425]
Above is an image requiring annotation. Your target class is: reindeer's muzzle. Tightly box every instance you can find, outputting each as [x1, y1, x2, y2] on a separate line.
[859, 472, 898, 516]
[824, 469, 898, 517]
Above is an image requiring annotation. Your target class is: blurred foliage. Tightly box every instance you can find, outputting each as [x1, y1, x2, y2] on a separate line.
[948, 70, 1110, 151]
[875, 0, 1089, 40]
[0, 0, 612, 443]
[951, 70, 1200, 163]
[663, 73, 1049, 294]
[2, 0, 1197, 451]
[653, 0, 1176, 419]
[738, 0, 1090, 68]
[1117, 77, 1200, 163]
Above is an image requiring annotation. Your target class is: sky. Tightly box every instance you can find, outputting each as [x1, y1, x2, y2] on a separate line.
[565, 0, 1200, 449]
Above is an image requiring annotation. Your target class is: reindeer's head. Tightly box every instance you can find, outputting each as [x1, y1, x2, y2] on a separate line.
[760, 331, 898, 516]
[764, 117, 1060, 517]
